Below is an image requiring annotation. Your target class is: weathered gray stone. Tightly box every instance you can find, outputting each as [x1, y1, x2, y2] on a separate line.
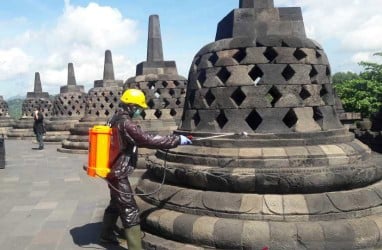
[137, 1, 382, 249]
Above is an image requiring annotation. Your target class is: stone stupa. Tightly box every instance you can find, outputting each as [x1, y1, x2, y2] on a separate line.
[0, 96, 14, 136]
[124, 15, 187, 167]
[136, 1, 382, 249]
[45, 63, 87, 142]
[8, 72, 53, 139]
[58, 50, 124, 153]
[355, 107, 382, 152]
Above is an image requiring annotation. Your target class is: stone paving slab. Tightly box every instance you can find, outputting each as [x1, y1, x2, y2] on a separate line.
[0, 139, 140, 250]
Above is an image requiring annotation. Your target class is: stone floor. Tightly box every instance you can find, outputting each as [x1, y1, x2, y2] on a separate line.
[0, 139, 142, 250]
[0, 139, 382, 250]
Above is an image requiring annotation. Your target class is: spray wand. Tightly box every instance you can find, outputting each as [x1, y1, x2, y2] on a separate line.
[186, 131, 248, 141]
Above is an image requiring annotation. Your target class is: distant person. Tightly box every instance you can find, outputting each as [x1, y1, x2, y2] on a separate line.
[33, 106, 45, 150]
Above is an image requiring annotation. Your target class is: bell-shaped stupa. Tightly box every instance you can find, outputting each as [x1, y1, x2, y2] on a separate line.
[8, 72, 53, 139]
[45, 63, 87, 142]
[58, 50, 123, 153]
[0, 96, 14, 135]
[136, 1, 382, 249]
[124, 15, 187, 167]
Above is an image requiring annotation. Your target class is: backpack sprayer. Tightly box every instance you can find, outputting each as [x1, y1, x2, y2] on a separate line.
[85, 125, 248, 196]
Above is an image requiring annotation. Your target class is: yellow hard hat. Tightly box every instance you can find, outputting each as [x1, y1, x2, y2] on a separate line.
[120, 89, 148, 109]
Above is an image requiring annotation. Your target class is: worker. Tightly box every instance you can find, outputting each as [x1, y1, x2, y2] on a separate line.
[99, 88, 191, 250]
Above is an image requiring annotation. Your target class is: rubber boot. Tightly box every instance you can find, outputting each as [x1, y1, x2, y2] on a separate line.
[124, 225, 143, 250]
[100, 213, 119, 244]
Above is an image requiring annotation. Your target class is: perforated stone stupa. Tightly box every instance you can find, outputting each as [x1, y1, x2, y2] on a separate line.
[125, 15, 187, 131]
[124, 15, 187, 167]
[45, 63, 86, 142]
[0, 96, 14, 135]
[58, 50, 123, 153]
[8, 72, 53, 139]
[136, 1, 382, 249]
[355, 107, 382, 152]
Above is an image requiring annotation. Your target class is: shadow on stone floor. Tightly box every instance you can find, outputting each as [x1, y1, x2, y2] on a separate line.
[70, 222, 127, 250]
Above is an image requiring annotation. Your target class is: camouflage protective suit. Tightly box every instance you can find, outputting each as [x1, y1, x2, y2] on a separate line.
[104, 109, 180, 228]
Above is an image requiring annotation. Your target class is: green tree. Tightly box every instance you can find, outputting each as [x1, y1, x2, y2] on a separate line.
[7, 98, 24, 119]
[332, 71, 359, 85]
[335, 53, 382, 118]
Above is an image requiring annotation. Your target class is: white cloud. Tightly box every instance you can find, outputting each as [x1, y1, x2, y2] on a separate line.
[0, 48, 31, 81]
[0, 1, 139, 98]
[275, 0, 382, 72]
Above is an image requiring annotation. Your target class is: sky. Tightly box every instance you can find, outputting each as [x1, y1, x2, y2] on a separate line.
[0, 0, 381, 100]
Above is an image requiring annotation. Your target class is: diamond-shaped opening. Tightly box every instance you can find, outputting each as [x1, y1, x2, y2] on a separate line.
[246, 109, 262, 131]
[263, 47, 278, 62]
[283, 109, 298, 128]
[100, 104, 105, 109]
[109, 91, 114, 96]
[154, 109, 162, 119]
[233, 48, 246, 63]
[105, 97, 109, 102]
[148, 81, 156, 90]
[205, 89, 215, 107]
[208, 53, 219, 65]
[309, 66, 318, 78]
[216, 110, 228, 129]
[147, 99, 155, 109]
[193, 111, 201, 127]
[316, 51, 322, 58]
[169, 89, 175, 96]
[216, 67, 231, 83]
[174, 81, 179, 87]
[113, 97, 118, 102]
[163, 99, 170, 108]
[266, 86, 282, 107]
[109, 103, 114, 109]
[326, 66, 331, 76]
[299, 87, 311, 100]
[95, 111, 100, 116]
[248, 65, 264, 85]
[72, 105, 76, 110]
[293, 49, 307, 61]
[281, 40, 289, 47]
[105, 110, 110, 116]
[256, 41, 264, 47]
[313, 106, 323, 122]
[141, 110, 146, 119]
[282, 65, 296, 81]
[162, 81, 168, 88]
[320, 85, 328, 97]
[231, 87, 246, 107]
[176, 99, 182, 105]
[170, 109, 177, 117]
[198, 71, 207, 85]
[68, 111, 72, 116]
[101, 92, 106, 96]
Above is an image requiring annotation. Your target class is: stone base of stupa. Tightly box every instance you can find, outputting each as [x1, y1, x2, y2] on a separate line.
[137, 175, 382, 249]
[135, 132, 382, 249]
[7, 128, 35, 139]
[44, 119, 79, 143]
[43, 131, 70, 143]
[57, 120, 105, 154]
